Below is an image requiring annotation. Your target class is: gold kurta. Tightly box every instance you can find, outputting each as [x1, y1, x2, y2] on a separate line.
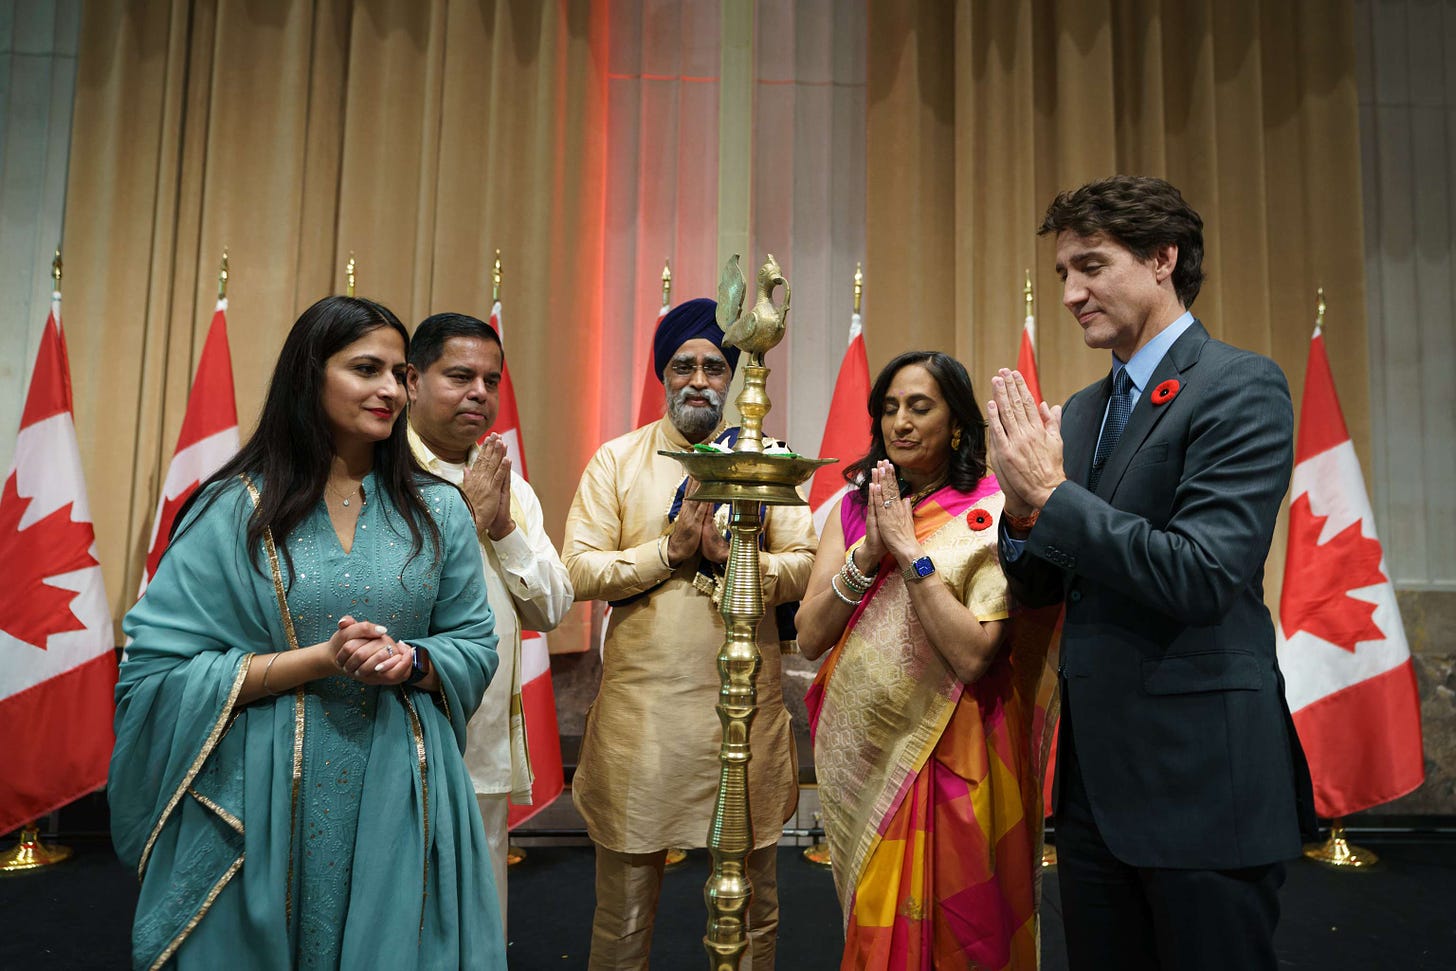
[563, 416, 816, 853]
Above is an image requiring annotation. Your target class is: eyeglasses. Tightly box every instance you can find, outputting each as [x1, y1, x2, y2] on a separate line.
[668, 358, 730, 378]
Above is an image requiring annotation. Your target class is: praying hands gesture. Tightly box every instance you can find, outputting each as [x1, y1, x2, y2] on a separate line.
[463, 433, 515, 541]
[987, 368, 1066, 519]
[865, 460, 922, 569]
[332, 615, 414, 686]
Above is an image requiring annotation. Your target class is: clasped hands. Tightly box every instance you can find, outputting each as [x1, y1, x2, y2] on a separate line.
[859, 460, 924, 572]
[665, 479, 730, 566]
[462, 433, 516, 541]
[987, 368, 1066, 520]
[325, 615, 414, 685]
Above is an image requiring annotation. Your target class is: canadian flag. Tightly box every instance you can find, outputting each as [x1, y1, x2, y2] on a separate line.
[1017, 302, 1044, 406]
[632, 298, 671, 428]
[0, 290, 117, 835]
[808, 310, 871, 534]
[139, 299, 239, 593]
[1276, 324, 1425, 817]
[487, 300, 565, 826]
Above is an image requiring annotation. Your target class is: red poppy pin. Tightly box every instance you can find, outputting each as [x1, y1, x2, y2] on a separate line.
[967, 508, 993, 531]
[1151, 378, 1181, 406]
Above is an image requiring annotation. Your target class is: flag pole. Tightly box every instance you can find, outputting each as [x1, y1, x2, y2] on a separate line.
[218, 248, 229, 301]
[1297, 286, 1379, 870]
[345, 253, 357, 297]
[804, 263, 865, 871]
[492, 249, 503, 304]
[662, 258, 673, 307]
[0, 248, 77, 874]
[1024, 269, 1036, 354]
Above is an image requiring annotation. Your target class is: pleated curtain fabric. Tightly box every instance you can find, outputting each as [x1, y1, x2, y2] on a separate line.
[863, 0, 1371, 606]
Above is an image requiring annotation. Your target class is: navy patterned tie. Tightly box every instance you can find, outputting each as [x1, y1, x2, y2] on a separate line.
[1088, 367, 1134, 492]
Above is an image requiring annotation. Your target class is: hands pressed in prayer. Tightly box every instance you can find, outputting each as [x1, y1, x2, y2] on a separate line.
[666, 479, 708, 567]
[866, 461, 921, 569]
[332, 615, 414, 685]
[463, 434, 516, 541]
[699, 508, 730, 564]
[987, 368, 1065, 517]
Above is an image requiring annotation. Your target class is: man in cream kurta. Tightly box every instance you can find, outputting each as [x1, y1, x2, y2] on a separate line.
[563, 299, 816, 970]
[406, 312, 573, 932]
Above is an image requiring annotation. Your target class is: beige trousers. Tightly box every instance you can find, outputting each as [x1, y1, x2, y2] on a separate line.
[477, 792, 510, 935]
[587, 843, 780, 970]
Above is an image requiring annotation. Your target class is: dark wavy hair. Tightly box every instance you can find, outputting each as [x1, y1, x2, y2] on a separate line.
[172, 295, 440, 580]
[844, 351, 988, 505]
[1038, 175, 1206, 308]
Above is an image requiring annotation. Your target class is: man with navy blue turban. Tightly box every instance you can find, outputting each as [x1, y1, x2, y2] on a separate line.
[563, 299, 816, 969]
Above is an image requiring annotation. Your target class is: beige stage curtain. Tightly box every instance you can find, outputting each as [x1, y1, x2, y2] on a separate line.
[63, 0, 609, 640]
[865, 0, 1371, 603]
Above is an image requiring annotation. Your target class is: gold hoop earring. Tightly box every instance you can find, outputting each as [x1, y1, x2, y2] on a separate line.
[951, 427, 962, 450]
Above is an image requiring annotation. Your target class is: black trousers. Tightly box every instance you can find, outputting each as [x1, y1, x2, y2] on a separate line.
[1056, 693, 1286, 971]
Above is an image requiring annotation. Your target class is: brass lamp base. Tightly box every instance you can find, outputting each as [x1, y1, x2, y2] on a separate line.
[0, 826, 73, 873]
[1303, 822, 1377, 868]
[802, 842, 832, 868]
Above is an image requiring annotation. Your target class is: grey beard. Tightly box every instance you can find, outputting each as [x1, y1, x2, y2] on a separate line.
[667, 385, 724, 441]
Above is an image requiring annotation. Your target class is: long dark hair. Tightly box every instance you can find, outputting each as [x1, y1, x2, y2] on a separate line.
[172, 295, 440, 579]
[844, 350, 989, 505]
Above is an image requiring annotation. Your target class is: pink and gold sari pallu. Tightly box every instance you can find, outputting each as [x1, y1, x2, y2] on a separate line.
[808, 478, 1058, 970]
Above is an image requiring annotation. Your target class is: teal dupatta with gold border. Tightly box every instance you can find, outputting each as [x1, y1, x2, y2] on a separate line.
[110, 476, 505, 969]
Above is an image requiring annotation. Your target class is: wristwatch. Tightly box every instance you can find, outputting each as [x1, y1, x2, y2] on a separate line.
[406, 646, 432, 686]
[902, 555, 936, 582]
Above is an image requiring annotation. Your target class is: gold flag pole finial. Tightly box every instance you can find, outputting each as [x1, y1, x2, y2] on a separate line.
[1024, 269, 1034, 317]
[492, 249, 503, 303]
[52, 248, 62, 293]
[346, 253, 357, 297]
[661, 259, 673, 306]
[853, 261, 863, 315]
[218, 249, 230, 300]
[1316, 287, 1326, 331]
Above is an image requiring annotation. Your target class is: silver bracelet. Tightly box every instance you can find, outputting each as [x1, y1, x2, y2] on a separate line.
[262, 653, 284, 696]
[838, 561, 871, 595]
[844, 547, 876, 588]
[829, 573, 863, 606]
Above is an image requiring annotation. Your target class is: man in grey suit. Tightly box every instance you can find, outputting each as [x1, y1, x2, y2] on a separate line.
[988, 175, 1315, 970]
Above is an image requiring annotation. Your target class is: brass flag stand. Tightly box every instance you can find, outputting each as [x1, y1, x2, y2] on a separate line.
[1303, 819, 1378, 868]
[1, 253, 76, 875]
[661, 255, 832, 970]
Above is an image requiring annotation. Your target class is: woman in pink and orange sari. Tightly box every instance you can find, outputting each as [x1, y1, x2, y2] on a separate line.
[798, 351, 1052, 970]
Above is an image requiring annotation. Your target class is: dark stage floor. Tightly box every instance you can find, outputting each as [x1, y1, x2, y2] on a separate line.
[2, 835, 1453, 968]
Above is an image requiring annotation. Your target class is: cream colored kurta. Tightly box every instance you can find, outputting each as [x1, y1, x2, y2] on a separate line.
[563, 416, 816, 853]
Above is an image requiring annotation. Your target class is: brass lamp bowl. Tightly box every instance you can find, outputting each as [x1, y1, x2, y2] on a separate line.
[658, 450, 836, 506]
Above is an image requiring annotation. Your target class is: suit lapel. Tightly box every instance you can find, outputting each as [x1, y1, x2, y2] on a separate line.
[1095, 320, 1210, 499]
[1064, 376, 1110, 487]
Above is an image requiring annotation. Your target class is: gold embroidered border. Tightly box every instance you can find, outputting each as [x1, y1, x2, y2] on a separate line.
[243, 475, 308, 923]
[148, 853, 245, 971]
[186, 788, 243, 833]
[401, 690, 431, 936]
[138, 657, 251, 878]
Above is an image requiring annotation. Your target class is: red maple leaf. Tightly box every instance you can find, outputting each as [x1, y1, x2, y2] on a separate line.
[0, 472, 100, 650]
[1281, 492, 1387, 652]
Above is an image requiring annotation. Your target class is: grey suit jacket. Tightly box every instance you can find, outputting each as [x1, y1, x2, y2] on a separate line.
[1002, 319, 1316, 869]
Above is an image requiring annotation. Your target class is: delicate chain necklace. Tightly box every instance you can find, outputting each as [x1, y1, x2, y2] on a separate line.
[326, 478, 364, 508]
[906, 475, 947, 507]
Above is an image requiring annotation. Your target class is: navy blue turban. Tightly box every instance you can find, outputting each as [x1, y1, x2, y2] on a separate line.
[653, 297, 740, 383]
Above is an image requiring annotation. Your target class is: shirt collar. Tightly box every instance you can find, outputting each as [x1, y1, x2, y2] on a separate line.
[1114, 310, 1195, 392]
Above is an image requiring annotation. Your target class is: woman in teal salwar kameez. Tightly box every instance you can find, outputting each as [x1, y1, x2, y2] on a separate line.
[110, 296, 507, 969]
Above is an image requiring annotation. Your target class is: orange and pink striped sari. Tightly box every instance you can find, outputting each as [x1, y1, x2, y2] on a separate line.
[808, 479, 1056, 970]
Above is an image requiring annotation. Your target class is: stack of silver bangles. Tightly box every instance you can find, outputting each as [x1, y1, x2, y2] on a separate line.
[831, 548, 877, 606]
